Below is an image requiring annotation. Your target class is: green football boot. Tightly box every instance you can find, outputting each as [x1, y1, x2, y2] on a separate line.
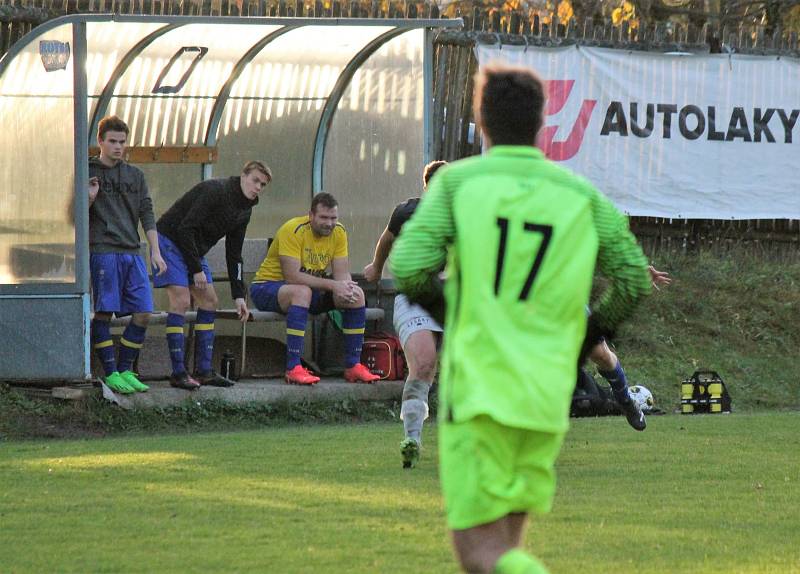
[400, 437, 420, 469]
[104, 372, 135, 394]
[119, 370, 149, 392]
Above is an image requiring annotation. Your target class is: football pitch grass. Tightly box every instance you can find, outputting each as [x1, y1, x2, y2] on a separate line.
[1, 412, 798, 573]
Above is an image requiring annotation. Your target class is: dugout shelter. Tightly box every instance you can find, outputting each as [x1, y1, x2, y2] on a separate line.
[0, 14, 461, 381]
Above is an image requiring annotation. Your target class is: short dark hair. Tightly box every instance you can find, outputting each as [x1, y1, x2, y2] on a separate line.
[242, 160, 272, 182]
[98, 116, 129, 140]
[422, 160, 448, 188]
[474, 64, 546, 147]
[311, 192, 338, 212]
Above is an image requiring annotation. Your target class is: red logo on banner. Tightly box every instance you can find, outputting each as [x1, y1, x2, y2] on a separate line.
[539, 80, 597, 161]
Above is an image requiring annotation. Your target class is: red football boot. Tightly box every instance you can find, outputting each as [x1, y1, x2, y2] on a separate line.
[285, 365, 320, 385]
[344, 363, 380, 384]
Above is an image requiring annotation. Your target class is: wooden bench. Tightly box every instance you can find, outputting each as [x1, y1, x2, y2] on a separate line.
[109, 238, 385, 375]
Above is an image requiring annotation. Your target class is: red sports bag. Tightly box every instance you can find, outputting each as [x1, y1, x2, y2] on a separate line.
[361, 332, 406, 380]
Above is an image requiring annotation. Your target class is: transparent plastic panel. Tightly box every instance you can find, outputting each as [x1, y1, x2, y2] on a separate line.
[85, 21, 166, 125]
[0, 24, 76, 284]
[105, 24, 281, 146]
[85, 21, 165, 96]
[215, 108, 322, 242]
[323, 29, 425, 271]
[214, 25, 392, 244]
[139, 163, 205, 219]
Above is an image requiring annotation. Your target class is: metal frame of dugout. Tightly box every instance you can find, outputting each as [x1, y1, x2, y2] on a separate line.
[0, 15, 461, 382]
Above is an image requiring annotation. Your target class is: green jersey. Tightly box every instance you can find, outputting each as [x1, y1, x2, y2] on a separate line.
[390, 146, 650, 433]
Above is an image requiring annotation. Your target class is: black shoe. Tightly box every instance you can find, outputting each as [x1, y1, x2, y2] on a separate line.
[169, 371, 201, 390]
[194, 370, 235, 387]
[619, 397, 646, 431]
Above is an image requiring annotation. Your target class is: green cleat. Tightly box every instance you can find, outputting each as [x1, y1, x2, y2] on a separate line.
[119, 370, 149, 392]
[104, 372, 135, 394]
[400, 437, 420, 469]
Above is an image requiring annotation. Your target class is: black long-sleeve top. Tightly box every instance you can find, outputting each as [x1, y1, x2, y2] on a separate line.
[157, 176, 258, 300]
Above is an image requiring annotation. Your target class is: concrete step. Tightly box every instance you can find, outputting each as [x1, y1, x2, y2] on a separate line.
[99, 377, 404, 410]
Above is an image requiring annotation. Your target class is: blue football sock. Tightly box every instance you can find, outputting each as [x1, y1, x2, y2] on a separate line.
[91, 318, 117, 376]
[194, 309, 216, 374]
[117, 322, 146, 373]
[286, 305, 308, 369]
[598, 360, 630, 403]
[166, 313, 186, 375]
[342, 306, 366, 368]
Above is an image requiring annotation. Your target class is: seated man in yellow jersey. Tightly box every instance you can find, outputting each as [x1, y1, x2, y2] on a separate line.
[250, 192, 380, 385]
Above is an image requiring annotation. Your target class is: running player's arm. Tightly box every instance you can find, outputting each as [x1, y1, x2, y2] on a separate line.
[363, 227, 395, 282]
[390, 175, 454, 304]
[364, 202, 407, 281]
[589, 189, 651, 334]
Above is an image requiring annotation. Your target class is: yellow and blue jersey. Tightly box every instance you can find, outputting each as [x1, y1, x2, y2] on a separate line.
[253, 215, 348, 282]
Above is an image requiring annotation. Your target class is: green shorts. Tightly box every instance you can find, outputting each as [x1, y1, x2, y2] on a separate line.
[439, 415, 565, 531]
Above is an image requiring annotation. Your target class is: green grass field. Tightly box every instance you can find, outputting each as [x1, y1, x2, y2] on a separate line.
[2, 413, 799, 573]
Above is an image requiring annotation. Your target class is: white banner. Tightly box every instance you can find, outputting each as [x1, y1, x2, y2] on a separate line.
[476, 45, 800, 219]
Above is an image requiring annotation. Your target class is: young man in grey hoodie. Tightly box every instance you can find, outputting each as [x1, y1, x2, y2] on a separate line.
[89, 115, 166, 394]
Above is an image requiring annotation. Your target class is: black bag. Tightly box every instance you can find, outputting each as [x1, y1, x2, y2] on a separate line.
[570, 368, 618, 417]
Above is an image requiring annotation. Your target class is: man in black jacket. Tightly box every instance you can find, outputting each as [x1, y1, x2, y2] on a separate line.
[154, 161, 272, 389]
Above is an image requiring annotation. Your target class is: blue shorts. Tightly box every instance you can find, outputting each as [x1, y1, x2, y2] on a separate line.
[250, 281, 335, 315]
[152, 233, 212, 289]
[90, 252, 153, 314]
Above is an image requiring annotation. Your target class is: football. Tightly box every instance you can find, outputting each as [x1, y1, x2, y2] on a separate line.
[629, 385, 655, 413]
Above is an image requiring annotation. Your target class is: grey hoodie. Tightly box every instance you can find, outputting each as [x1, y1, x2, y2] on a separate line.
[88, 157, 156, 254]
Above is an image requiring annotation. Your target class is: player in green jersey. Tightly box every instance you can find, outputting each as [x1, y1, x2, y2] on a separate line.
[390, 64, 651, 573]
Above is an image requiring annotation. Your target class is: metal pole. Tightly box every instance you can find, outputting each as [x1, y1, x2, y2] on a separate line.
[423, 27, 434, 164]
[73, 20, 91, 378]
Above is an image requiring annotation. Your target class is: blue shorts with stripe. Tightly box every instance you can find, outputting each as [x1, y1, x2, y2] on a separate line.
[90, 252, 153, 314]
[152, 233, 212, 289]
[250, 281, 335, 315]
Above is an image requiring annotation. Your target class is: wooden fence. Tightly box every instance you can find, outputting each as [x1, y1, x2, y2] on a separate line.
[1, 0, 798, 256]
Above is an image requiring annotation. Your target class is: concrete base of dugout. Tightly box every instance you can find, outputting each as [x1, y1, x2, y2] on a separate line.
[99, 377, 404, 410]
[16, 329, 405, 409]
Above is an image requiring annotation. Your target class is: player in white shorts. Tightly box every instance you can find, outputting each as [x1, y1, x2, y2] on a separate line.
[363, 160, 447, 468]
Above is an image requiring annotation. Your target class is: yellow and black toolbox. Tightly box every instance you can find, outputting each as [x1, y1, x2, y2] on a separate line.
[681, 370, 732, 414]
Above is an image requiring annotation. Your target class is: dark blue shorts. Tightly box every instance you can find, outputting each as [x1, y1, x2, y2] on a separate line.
[90, 252, 153, 314]
[152, 233, 212, 289]
[250, 281, 335, 315]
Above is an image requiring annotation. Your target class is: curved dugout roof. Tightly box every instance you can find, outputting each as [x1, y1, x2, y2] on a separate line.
[0, 15, 460, 192]
[0, 15, 460, 290]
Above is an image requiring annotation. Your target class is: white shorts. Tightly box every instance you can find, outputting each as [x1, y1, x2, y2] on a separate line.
[393, 293, 443, 347]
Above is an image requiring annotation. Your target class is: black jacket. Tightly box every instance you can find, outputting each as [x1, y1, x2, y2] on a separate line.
[157, 176, 258, 300]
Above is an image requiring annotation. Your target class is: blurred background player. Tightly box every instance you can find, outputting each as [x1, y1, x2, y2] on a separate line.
[154, 160, 271, 389]
[391, 64, 651, 573]
[88, 115, 166, 394]
[587, 265, 671, 430]
[363, 160, 448, 469]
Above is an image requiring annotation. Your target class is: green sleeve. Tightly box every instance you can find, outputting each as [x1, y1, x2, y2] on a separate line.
[389, 169, 455, 301]
[590, 189, 651, 331]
